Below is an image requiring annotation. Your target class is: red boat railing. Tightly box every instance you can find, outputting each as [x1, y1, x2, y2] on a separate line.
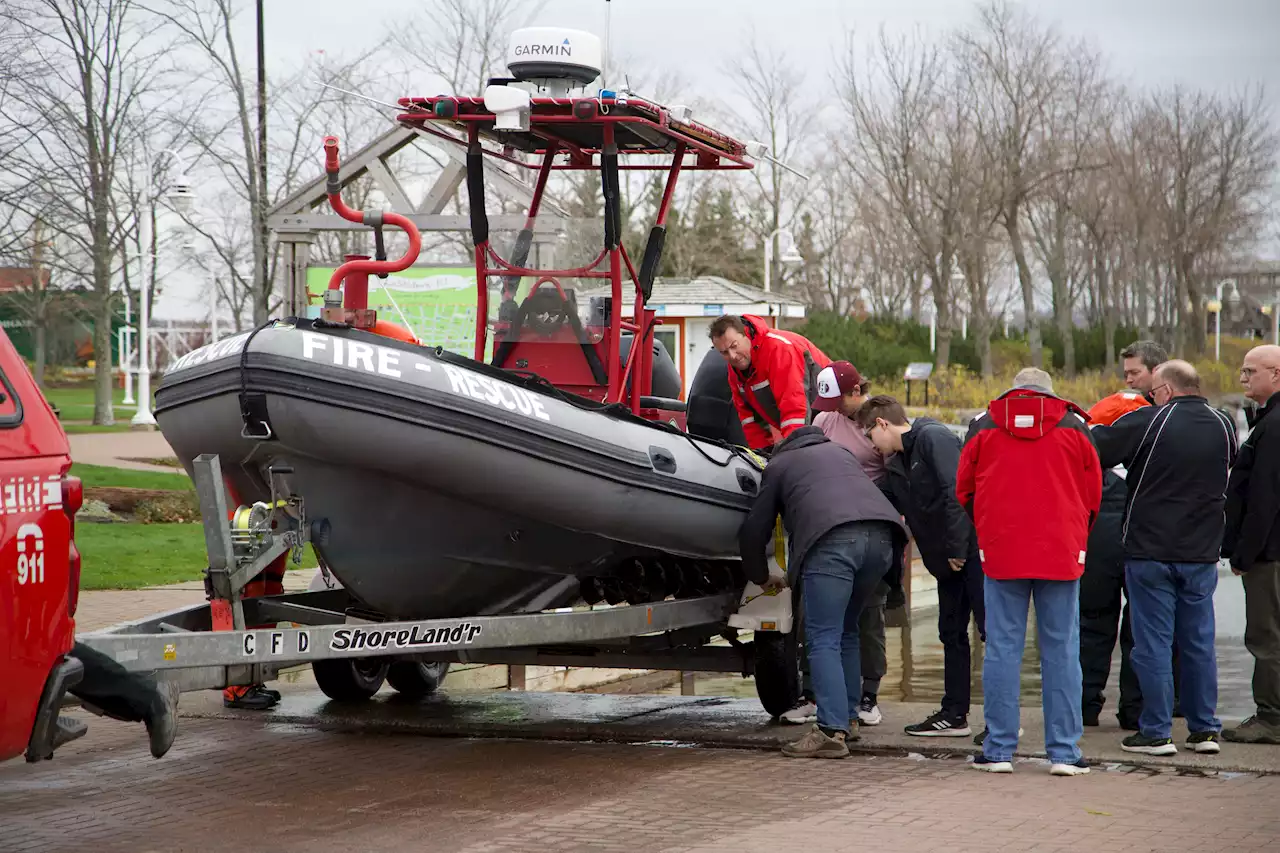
[320, 92, 753, 419]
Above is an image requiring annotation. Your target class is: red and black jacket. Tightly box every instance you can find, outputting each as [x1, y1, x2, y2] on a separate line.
[957, 389, 1102, 582]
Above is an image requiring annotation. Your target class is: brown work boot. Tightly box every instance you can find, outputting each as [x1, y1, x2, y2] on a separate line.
[1223, 716, 1280, 745]
[781, 725, 849, 759]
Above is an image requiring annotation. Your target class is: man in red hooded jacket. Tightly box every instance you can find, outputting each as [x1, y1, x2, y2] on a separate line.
[957, 369, 1102, 776]
[709, 314, 831, 452]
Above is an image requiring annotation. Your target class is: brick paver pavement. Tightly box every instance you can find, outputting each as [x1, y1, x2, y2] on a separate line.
[3, 714, 1277, 853]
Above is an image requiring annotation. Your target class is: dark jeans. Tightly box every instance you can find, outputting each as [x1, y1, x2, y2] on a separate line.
[800, 521, 895, 733]
[937, 554, 985, 717]
[1080, 551, 1144, 721]
[801, 582, 888, 703]
[70, 642, 165, 724]
[1242, 562, 1280, 726]
[858, 581, 889, 696]
[1125, 560, 1220, 739]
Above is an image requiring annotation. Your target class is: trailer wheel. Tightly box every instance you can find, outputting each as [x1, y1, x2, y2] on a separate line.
[312, 657, 388, 701]
[386, 661, 450, 698]
[753, 630, 802, 718]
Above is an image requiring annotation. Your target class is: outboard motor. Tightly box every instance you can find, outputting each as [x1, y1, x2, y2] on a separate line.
[619, 334, 683, 401]
[686, 349, 745, 445]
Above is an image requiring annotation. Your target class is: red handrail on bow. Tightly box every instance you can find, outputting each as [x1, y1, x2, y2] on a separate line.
[323, 136, 422, 302]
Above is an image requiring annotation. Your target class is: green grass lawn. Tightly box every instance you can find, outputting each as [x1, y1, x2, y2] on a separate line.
[76, 522, 319, 590]
[71, 462, 191, 491]
[42, 385, 147, 421]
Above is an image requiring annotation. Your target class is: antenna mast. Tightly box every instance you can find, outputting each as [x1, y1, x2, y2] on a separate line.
[602, 0, 612, 90]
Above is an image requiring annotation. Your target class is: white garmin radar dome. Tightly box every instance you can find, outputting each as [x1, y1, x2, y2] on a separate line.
[506, 27, 602, 87]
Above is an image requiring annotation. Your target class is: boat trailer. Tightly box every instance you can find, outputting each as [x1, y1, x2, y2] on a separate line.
[75, 454, 799, 714]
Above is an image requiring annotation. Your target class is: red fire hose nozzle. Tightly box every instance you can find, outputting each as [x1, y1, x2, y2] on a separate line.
[321, 136, 422, 292]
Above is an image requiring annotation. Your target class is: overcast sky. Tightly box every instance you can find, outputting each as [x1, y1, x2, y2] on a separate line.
[156, 0, 1280, 319]
[257, 0, 1279, 98]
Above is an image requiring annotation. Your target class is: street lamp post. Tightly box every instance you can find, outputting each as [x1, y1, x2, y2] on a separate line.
[132, 149, 196, 429]
[763, 228, 803, 293]
[1213, 279, 1235, 363]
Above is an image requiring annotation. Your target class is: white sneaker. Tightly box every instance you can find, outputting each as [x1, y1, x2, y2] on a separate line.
[1050, 759, 1091, 777]
[857, 696, 883, 726]
[780, 701, 817, 725]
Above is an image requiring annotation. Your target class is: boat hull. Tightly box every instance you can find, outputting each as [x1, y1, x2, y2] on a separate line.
[156, 321, 762, 619]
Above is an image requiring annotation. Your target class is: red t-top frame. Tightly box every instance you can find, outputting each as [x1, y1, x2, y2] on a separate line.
[396, 94, 754, 416]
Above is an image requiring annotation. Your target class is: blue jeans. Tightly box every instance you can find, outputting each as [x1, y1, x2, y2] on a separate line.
[801, 522, 895, 734]
[982, 578, 1083, 764]
[1124, 559, 1220, 738]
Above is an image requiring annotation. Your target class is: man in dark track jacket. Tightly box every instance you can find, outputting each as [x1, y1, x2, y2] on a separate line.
[1093, 360, 1237, 757]
[856, 396, 985, 739]
[739, 427, 907, 759]
[1223, 345, 1280, 745]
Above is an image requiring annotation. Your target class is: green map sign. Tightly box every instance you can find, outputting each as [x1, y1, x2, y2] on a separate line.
[306, 266, 489, 357]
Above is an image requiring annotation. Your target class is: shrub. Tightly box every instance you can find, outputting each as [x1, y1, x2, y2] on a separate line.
[793, 313, 932, 379]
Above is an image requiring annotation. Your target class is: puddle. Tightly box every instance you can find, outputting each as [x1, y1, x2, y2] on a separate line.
[581, 566, 1256, 718]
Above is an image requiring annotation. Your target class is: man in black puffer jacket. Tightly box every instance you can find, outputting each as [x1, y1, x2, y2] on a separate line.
[740, 426, 908, 759]
[856, 396, 985, 739]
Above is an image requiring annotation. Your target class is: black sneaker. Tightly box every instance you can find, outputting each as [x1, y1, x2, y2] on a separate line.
[1186, 731, 1221, 754]
[1121, 733, 1177, 756]
[905, 710, 971, 737]
[223, 684, 280, 711]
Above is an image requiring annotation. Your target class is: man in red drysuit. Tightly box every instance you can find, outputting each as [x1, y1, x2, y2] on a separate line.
[709, 314, 831, 453]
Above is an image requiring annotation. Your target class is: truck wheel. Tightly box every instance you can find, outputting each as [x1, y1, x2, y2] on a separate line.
[312, 657, 388, 701]
[386, 661, 450, 698]
[753, 630, 802, 718]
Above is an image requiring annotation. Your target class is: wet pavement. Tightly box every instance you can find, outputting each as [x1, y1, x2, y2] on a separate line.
[176, 682, 1280, 775]
[638, 564, 1256, 720]
[4, 713, 1280, 853]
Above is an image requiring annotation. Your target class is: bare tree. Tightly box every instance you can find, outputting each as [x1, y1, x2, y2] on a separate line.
[721, 33, 814, 291]
[839, 26, 963, 366]
[795, 156, 877, 315]
[955, 0, 1070, 368]
[0, 0, 162, 424]
[947, 66, 1005, 377]
[0, 218, 68, 386]
[1143, 85, 1278, 355]
[1025, 43, 1110, 376]
[390, 0, 548, 95]
[157, 0, 397, 322]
